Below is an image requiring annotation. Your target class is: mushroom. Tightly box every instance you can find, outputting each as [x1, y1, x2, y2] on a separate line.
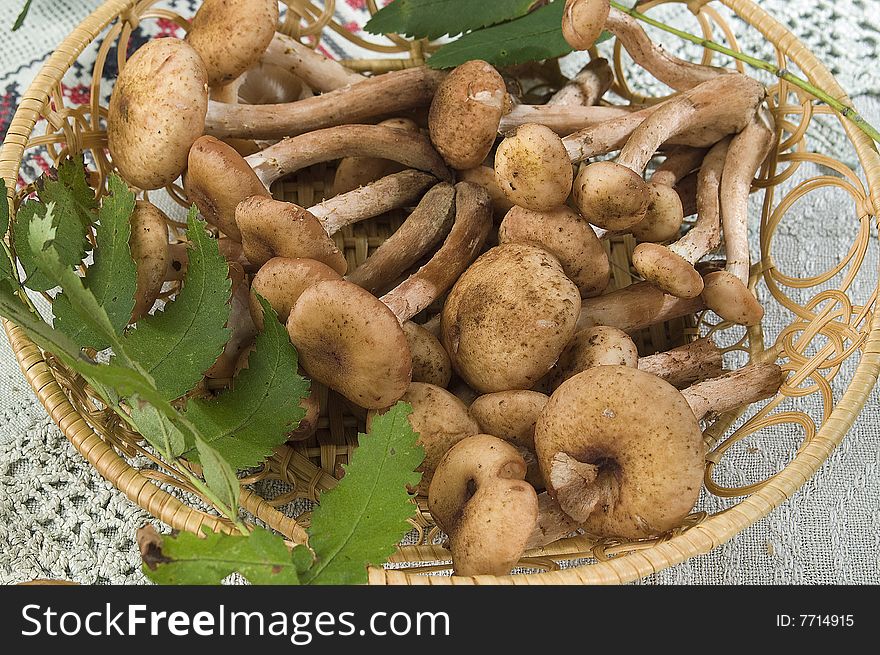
[428, 434, 539, 576]
[498, 205, 610, 298]
[702, 112, 775, 326]
[552, 328, 724, 389]
[548, 57, 614, 107]
[428, 60, 512, 170]
[562, 0, 727, 91]
[631, 137, 731, 298]
[286, 182, 492, 408]
[185, 126, 451, 239]
[345, 183, 456, 294]
[107, 37, 443, 189]
[230, 168, 436, 271]
[332, 118, 420, 196]
[577, 279, 705, 333]
[248, 257, 342, 330]
[204, 264, 258, 381]
[403, 322, 452, 388]
[469, 390, 549, 489]
[440, 242, 582, 393]
[535, 363, 783, 535]
[129, 200, 171, 321]
[370, 382, 480, 494]
[456, 166, 515, 221]
[495, 73, 766, 214]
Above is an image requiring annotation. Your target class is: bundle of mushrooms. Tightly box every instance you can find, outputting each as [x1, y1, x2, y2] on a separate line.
[108, 0, 786, 576]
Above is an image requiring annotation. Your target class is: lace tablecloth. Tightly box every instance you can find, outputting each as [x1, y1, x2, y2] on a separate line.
[1, 0, 878, 584]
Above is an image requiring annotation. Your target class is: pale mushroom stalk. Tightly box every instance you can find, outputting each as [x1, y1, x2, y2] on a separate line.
[548, 57, 614, 106]
[185, 126, 451, 240]
[286, 183, 492, 408]
[680, 362, 784, 421]
[637, 338, 725, 388]
[650, 146, 708, 188]
[497, 104, 633, 134]
[631, 137, 731, 298]
[203, 66, 444, 139]
[701, 111, 776, 326]
[577, 280, 704, 332]
[526, 493, 583, 550]
[346, 183, 456, 294]
[562, 0, 726, 90]
[332, 118, 420, 196]
[261, 32, 363, 92]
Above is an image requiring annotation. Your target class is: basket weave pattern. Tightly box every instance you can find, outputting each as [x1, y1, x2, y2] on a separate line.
[1, 0, 879, 584]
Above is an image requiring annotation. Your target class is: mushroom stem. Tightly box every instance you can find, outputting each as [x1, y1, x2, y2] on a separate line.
[203, 66, 444, 139]
[681, 362, 784, 420]
[720, 111, 776, 284]
[563, 73, 765, 162]
[577, 281, 704, 332]
[246, 124, 452, 186]
[497, 104, 634, 134]
[549, 58, 614, 106]
[308, 169, 437, 234]
[650, 146, 708, 188]
[525, 493, 583, 550]
[345, 183, 456, 294]
[380, 182, 493, 322]
[262, 32, 362, 92]
[638, 338, 724, 388]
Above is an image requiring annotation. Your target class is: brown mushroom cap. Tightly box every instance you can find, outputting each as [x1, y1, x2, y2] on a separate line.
[286, 280, 411, 409]
[108, 38, 208, 190]
[494, 123, 574, 211]
[457, 166, 515, 221]
[535, 366, 704, 537]
[561, 0, 611, 51]
[469, 390, 549, 489]
[701, 270, 764, 326]
[372, 382, 480, 493]
[441, 243, 582, 393]
[498, 205, 610, 297]
[551, 325, 638, 389]
[428, 434, 539, 576]
[184, 135, 270, 241]
[248, 257, 343, 330]
[630, 182, 684, 242]
[428, 60, 509, 170]
[572, 160, 649, 230]
[186, 0, 279, 86]
[403, 322, 452, 388]
[129, 201, 170, 321]
[235, 196, 347, 274]
[632, 243, 704, 299]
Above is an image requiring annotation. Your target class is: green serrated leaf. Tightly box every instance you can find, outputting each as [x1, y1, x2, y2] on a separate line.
[302, 402, 423, 585]
[197, 439, 241, 516]
[129, 400, 188, 458]
[53, 174, 138, 350]
[365, 0, 537, 39]
[428, 1, 573, 69]
[141, 526, 301, 585]
[0, 186, 13, 282]
[183, 297, 309, 470]
[14, 158, 96, 291]
[122, 208, 231, 400]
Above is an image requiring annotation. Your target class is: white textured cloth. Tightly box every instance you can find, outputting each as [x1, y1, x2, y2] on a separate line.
[1, 0, 879, 585]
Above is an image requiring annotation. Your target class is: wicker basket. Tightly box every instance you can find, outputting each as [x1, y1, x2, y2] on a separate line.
[2, 0, 879, 584]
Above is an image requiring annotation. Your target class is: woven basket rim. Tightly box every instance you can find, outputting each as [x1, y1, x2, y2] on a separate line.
[2, 0, 879, 585]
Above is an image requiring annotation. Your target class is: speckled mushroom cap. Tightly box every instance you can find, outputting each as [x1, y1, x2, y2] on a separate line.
[402, 322, 452, 388]
[499, 205, 610, 297]
[235, 196, 347, 274]
[534, 366, 704, 538]
[551, 325, 638, 388]
[428, 60, 510, 170]
[632, 242, 704, 299]
[630, 181, 685, 243]
[248, 257, 342, 330]
[286, 280, 411, 409]
[572, 160, 649, 230]
[428, 434, 539, 576]
[701, 269, 765, 326]
[186, 0, 279, 86]
[440, 243, 582, 393]
[107, 38, 208, 190]
[561, 0, 611, 50]
[184, 135, 270, 241]
[494, 123, 574, 211]
[129, 201, 170, 321]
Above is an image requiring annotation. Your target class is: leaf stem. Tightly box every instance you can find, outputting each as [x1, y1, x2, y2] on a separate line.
[609, 1, 880, 144]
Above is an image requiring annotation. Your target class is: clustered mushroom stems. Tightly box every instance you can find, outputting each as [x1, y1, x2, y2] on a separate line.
[548, 57, 614, 107]
[576, 280, 705, 332]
